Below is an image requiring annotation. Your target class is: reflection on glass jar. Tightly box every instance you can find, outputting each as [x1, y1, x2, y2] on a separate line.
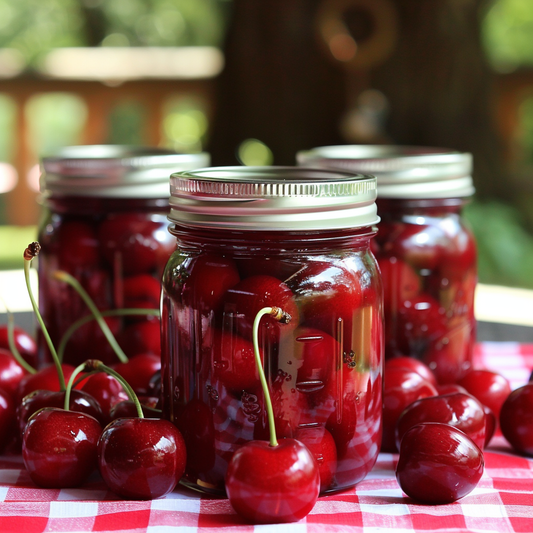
[298, 146, 477, 384]
[160, 167, 384, 494]
[37, 145, 210, 367]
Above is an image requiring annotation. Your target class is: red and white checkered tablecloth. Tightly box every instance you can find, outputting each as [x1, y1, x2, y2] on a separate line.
[1, 342, 532, 533]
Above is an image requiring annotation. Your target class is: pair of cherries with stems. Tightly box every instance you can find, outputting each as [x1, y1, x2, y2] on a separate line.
[19, 242, 184, 499]
[20, 242, 319, 516]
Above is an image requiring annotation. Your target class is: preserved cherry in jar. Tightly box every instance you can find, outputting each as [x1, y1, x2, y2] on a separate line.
[37, 146, 210, 367]
[298, 146, 477, 384]
[160, 167, 384, 494]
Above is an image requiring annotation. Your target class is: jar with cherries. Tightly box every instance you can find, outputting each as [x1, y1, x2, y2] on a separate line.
[37, 145, 210, 367]
[160, 166, 384, 494]
[298, 146, 477, 384]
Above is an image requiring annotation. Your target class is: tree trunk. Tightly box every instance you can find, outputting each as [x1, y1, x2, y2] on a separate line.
[208, 0, 507, 201]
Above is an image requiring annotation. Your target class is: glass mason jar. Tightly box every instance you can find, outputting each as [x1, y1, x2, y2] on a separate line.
[297, 146, 477, 384]
[37, 145, 210, 368]
[161, 166, 384, 495]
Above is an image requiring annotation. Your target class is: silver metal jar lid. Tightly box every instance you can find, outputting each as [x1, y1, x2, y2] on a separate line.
[168, 166, 379, 231]
[40, 145, 211, 199]
[297, 145, 475, 199]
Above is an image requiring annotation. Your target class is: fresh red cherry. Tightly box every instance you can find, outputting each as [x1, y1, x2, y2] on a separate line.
[0, 324, 37, 367]
[436, 383, 469, 395]
[395, 392, 486, 450]
[108, 399, 161, 420]
[396, 422, 484, 504]
[81, 372, 128, 424]
[98, 417, 186, 499]
[457, 369, 511, 424]
[223, 275, 299, 342]
[225, 438, 320, 523]
[180, 253, 240, 313]
[113, 353, 161, 396]
[382, 366, 438, 452]
[98, 213, 175, 276]
[500, 383, 533, 456]
[286, 260, 362, 336]
[225, 306, 320, 523]
[17, 388, 105, 436]
[483, 405, 497, 447]
[385, 356, 437, 387]
[0, 348, 28, 398]
[0, 386, 16, 453]
[378, 256, 421, 314]
[294, 426, 337, 491]
[22, 407, 102, 488]
[16, 363, 77, 402]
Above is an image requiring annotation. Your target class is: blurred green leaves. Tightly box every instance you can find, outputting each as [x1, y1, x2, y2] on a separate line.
[483, 0, 533, 71]
[464, 199, 533, 289]
[0, 0, 229, 67]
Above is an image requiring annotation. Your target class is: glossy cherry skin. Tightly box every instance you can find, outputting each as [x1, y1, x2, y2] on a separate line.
[385, 356, 437, 387]
[17, 389, 105, 436]
[0, 386, 16, 453]
[81, 373, 128, 424]
[396, 422, 484, 504]
[108, 399, 161, 421]
[382, 367, 438, 452]
[22, 407, 102, 488]
[395, 392, 486, 450]
[98, 417, 186, 500]
[16, 364, 77, 402]
[113, 353, 161, 396]
[0, 324, 37, 367]
[0, 348, 28, 398]
[457, 369, 511, 424]
[500, 383, 533, 456]
[225, 438, 320, 524]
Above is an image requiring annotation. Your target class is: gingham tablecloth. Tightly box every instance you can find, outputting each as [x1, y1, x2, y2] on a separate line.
[1, 342, 532, 533]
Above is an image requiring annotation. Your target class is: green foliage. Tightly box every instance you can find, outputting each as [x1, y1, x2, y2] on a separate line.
[0, 0, 84, 64]
[25, 93, 87, 156]
[482, 0, 533, 70]
[90, 0, 227, 47]
[0, 0, 229, 67]
[464, 199, 533, 289]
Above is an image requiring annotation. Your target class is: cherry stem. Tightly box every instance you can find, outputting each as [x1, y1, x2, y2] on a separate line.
[53, 270, 129, 364]
[64, 362, 88, 411]
[84, 359, 144, 419]
[252, 306, 291, 448]
[57, 308, 159, 363]
[24, 243, 66, 390]
[1, 300, 36, 374]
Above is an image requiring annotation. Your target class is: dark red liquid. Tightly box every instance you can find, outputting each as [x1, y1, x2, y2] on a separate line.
[160, 226, 383, 494]
[374, 198, 477, 384]
[37, 196, 175, 367]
